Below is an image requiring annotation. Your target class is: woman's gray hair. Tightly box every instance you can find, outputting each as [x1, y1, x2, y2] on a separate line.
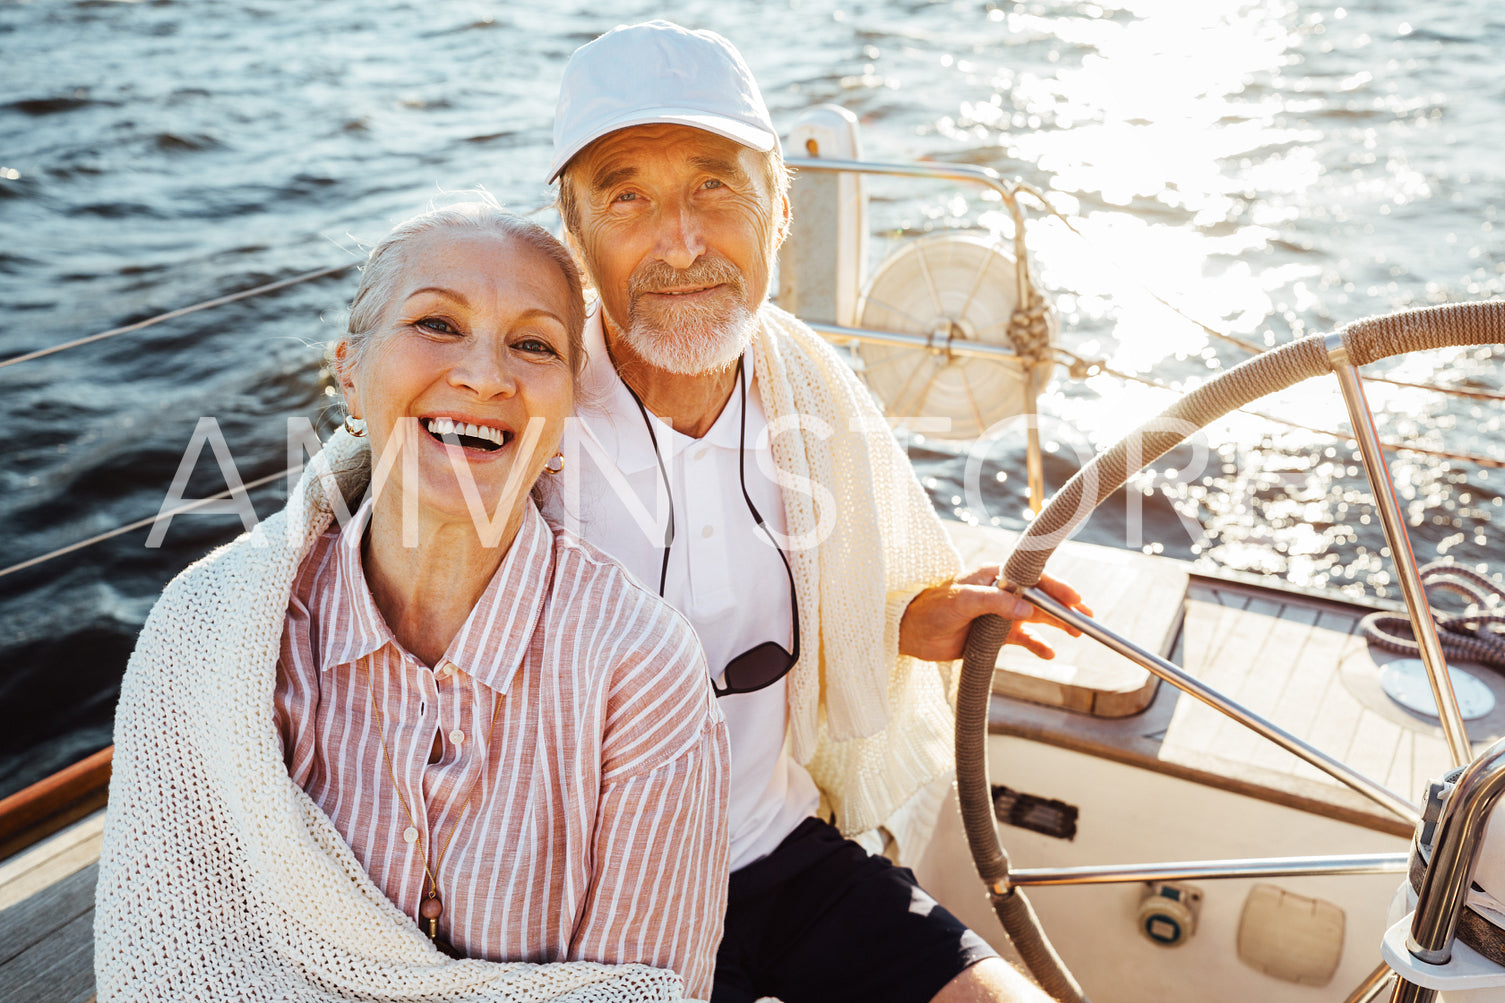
[335, 198, 587, 391]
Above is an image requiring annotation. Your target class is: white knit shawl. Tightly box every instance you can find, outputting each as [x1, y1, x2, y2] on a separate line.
[751, 306, 964, 855]
[94, 432, 696, 1002]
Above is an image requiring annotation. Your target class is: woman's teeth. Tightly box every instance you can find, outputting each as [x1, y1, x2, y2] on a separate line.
[425, 417, 508, 450]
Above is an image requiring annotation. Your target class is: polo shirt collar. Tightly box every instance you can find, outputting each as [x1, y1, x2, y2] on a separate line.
[574, 301, 759, 474]
[321, 497, 555, 696]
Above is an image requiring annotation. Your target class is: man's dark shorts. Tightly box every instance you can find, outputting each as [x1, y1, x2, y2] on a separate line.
[711, 816, 999, 1003]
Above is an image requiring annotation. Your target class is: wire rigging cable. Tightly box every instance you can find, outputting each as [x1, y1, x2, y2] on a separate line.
[1051, 346, 1505, 470]
[4, 201, 1501, 578]
[0, 263, 355, 371]
[0, 467, 293, 581]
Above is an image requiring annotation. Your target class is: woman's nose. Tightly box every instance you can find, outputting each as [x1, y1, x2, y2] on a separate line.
[450, 343, 516, 397]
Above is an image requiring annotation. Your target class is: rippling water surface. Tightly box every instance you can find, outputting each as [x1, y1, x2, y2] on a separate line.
[2, 0, 1503, 796]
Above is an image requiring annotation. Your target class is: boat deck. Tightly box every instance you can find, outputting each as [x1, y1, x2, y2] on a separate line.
[4, 522, 1497, 999]
[0, 809, 100, 1003]
[948, 521, 1505, 836]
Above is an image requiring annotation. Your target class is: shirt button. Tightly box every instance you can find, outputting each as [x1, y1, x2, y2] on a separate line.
[693, 447, 708, 461]
[449, 728, 465, 744]
[434, 662, 454, 680]
[403, 826, 419, 844]
[701, 525, 714, 539]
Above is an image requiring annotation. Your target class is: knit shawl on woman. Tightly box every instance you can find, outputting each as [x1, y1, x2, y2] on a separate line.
[94, 433, 696, 1002]
[751, 305, 964, 860]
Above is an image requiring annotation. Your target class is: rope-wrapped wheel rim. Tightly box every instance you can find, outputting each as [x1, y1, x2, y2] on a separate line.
[955, 300, 1505, 999]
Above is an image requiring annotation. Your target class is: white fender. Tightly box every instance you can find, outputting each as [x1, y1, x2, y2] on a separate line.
[779, 105, 866, 328]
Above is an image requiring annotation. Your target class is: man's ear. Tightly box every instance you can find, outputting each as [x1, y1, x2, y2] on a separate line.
[561, 225, 584, 267]
[775, 191, 792, 248]
[560, 222, 599, 299]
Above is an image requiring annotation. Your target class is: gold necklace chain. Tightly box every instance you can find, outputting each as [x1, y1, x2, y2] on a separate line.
[362, 660, 503, 951]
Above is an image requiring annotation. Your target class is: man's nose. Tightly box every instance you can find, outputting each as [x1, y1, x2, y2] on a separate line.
[654, 202, 706, 271]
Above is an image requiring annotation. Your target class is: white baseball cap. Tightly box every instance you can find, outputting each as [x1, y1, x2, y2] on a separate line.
[547, 20, 779, 183]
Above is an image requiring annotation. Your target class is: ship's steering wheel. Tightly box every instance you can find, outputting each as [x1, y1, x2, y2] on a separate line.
[954, 300, 1505, 1001]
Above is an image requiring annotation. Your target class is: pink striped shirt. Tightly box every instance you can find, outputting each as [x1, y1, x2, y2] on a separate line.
[274, 499, 729, 998]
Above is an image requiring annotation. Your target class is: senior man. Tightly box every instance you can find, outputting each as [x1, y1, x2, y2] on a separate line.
[544, 20, 1084, 1003]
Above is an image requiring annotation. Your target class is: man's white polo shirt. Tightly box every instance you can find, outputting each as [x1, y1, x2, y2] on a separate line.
[544, 307, 820, 871]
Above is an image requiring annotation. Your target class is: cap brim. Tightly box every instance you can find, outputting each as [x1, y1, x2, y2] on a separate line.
[547, 107, 778, 182]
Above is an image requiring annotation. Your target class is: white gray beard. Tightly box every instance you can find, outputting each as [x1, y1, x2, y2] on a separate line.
[621, 295, 758, 376]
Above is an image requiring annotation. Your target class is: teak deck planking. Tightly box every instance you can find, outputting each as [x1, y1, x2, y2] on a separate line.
[0, 810, 101, 1003]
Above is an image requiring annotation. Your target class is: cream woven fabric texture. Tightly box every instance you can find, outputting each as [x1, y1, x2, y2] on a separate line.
[752, 305, 964, 858]
[94, 432, 694, 1002]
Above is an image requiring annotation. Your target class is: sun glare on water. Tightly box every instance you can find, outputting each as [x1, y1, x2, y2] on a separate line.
[903, 0, 1505, 595]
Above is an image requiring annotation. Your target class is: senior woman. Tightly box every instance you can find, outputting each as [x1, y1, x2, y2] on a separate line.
[94, 202, 730, 1002]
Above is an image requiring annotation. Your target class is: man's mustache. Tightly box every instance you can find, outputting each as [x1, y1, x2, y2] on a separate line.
[628, 257, 745, 298]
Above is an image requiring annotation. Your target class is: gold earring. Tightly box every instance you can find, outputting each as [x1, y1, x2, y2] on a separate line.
[343, 414, 367, 438]
[543, 451, 565, 474]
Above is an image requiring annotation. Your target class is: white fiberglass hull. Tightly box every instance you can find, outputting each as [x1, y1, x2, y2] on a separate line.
[917, 735, 1411, 1003]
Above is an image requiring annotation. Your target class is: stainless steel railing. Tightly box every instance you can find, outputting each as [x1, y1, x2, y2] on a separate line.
[1390, 738, 1505, 1002]
[784, 154, 1050, 513]
[1007, 853, 1407, 889]
[1023, 586, 1423, 828]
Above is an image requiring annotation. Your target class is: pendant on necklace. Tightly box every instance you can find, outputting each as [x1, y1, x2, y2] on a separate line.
[419, 891, 460, 957]
[420, 891, 443, 938]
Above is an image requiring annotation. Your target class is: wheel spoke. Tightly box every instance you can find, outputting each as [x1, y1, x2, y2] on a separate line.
[1023, 586, 1422, 827]
[916, 240, 945, 319]
[890, 354, 947, 417]
[954, 303, 1505, 999]
[860, 293, 934, 334]
[959, 363, 986, 436]
[1341, 962, 1395, 1003]
[1007, 852, 1406, 888]
[1327, 333, 1473, 767]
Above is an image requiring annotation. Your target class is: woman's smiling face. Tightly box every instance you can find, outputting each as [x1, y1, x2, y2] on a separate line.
[339, 227, 576, 540]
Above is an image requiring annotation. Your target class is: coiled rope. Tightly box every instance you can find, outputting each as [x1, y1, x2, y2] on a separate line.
[1360, 563, 1505, 670]
[1006, 284, 1055, 367]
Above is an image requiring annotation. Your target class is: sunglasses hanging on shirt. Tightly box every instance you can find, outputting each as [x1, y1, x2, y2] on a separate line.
[625, 357, 801, 698]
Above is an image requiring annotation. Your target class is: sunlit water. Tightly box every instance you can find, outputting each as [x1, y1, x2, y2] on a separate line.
[2, 0, 1502, 796]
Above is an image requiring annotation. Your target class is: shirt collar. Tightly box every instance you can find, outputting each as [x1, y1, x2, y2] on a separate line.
[573, 301, 759, 473]
[320, 497, 555, 696]
[324, 497, 395, 668]
[443, 500, 553, 694]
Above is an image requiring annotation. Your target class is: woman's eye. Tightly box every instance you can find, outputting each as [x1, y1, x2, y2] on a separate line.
[416, 317, 458, 335]
[516, 337, 558, 356]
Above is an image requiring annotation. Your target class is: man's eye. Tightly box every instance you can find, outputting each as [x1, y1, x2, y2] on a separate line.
[703, 178, 724, 190]
[416, 317, 458, 335]
[613, 191, 638, 203]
